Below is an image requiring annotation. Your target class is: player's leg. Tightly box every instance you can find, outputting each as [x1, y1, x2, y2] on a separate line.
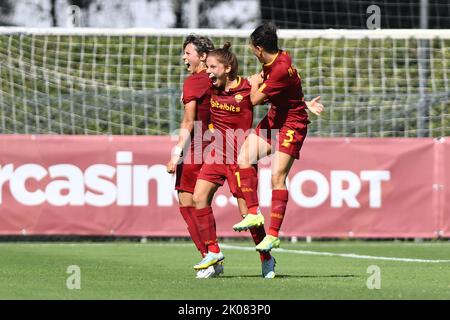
[255, 151, 294, 252]
[233, 133, 271, 231]
[256, 124, 307, 252]
[237, 197, 268, 252]
[192, 179, 219, 209]
[192, 167, 225, 270]
[178, 191, 208, 257]
[270, 150, 294, 235]
[176, 164, 208, 257]
[228, 164, 275, 278]
[236, 197, 276, 278]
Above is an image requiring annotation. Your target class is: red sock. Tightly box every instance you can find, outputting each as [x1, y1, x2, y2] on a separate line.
[179, 206, 207, 257]
[194, 206, 220, 253]
[249, 225, 272, 261]
[269, 190, 289, 238]
[238, 167, 259, 214]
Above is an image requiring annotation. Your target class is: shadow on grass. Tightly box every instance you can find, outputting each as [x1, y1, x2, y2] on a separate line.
[221, 274, 359, 279]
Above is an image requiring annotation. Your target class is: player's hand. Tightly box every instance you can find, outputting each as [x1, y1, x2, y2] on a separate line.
[307, 96, 324, 116]
[166, 158, 177, 174]
[248, 72, 263, 87]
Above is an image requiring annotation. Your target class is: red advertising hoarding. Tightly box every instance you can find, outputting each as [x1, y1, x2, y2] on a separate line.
[439, 138, 449, 237]
[0, 135, 447, 238]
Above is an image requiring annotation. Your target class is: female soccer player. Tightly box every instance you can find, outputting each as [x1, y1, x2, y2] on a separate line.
[192, 42, 276, 278]
[232, 22, 323, 252]
[166, 34, 219, 278]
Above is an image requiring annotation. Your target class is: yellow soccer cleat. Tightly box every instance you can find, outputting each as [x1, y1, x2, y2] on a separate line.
[232, 211, 264, 232]
[255, 235, 280, 252]
[193, 251, 224, 270]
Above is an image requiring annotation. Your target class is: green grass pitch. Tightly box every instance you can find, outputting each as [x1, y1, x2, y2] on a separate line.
[0, 240, 449, 300]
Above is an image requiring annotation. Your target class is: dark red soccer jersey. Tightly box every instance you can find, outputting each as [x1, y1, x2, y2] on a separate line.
[208, 77, 253, 163]
[182, 69, 211, 157]
[259, 51, 308, 128]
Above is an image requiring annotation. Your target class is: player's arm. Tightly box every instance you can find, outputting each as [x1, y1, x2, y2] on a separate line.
[248, 72, 268, 106]
[305, 96, 324, 116]
[166, 101, 196, 174]
[251, 64, 292, 105]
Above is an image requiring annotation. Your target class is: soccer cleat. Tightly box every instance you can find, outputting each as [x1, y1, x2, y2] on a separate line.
[213, 262, 224, 276]
[261, 256, 276, 278]
[194, 251, 224, 270]
[232, 211, 264, 232]
[255, 235, 280, 252]
[196, 268, 209, 278]
[196, 262, 224, 278]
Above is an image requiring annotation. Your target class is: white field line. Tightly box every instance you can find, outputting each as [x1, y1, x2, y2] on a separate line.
[220, 244, 450, 264]
[2, 242, 450, 263]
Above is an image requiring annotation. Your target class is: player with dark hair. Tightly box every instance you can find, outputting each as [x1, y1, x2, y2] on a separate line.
[192, 42, 276, 278]
[166, 34, 220, 278]
[232, 22, 323, 251]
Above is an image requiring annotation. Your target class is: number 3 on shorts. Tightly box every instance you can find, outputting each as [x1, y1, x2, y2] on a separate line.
[281, 130, 295, 147]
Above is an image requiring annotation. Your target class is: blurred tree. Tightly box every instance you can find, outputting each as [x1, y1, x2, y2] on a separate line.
[259, 0, 450, 29]
[0, 0, 12, 14]
[50, 0, 57, 26]
[199, 0, 232, 28]
[0, 0, 14, 26]
[173, 0, 183, 28]
[69, 0, 93, 10]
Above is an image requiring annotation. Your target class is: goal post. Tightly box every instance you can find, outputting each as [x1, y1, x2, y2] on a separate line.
[0, 27, 448, 137]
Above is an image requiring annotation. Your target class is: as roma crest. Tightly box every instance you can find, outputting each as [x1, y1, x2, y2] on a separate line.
[234, 94, 243, 103]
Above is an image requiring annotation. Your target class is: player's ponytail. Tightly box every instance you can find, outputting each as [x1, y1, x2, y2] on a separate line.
[208, 42, 238, 81]
[222, 41, 232, 51]
[250, 22, 279, 54]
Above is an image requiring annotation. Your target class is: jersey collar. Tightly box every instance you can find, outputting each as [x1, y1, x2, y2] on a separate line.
[229, 76, 241, 90]
[263, 51, 281, 67]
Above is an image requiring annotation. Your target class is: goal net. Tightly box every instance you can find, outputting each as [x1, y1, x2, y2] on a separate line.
[0, 28, 449, 137]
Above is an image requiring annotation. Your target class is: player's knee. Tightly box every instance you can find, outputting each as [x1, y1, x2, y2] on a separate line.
[192, 192, 207, 207]
[178, 192, 194, 207]
[237, 152, 250, 167]
[178, 199, 191, 207]
[271, 172, 288, 189]
[192, 193, 201, 205]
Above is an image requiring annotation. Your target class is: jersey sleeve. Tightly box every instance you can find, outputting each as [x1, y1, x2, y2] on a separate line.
[182, 76, 210, 105]
[258, 63, 289, 98]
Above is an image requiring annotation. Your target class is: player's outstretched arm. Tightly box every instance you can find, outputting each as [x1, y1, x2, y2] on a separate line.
[306, 96, 324, 116]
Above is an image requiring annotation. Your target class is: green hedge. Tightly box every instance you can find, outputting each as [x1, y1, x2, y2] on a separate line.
[0, 34, 448, 137]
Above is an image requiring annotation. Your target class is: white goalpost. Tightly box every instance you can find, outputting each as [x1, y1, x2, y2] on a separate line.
[0, 28, 448, 137]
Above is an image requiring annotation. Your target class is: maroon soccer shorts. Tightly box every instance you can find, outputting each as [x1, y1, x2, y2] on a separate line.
[197, 163, 243, 198]
[256, 115, 308, 160]
[175, 163, 203, 193]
